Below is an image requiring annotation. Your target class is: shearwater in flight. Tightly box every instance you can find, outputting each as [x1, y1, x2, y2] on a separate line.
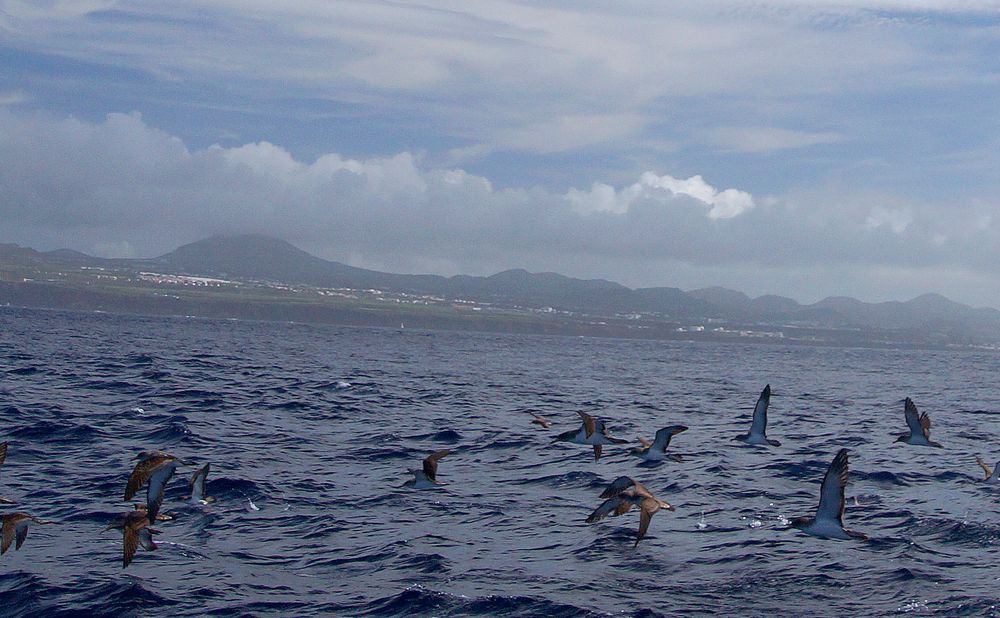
[586, 476, 675, 546]
[790, 449, 867, 541]
[405, 450, 450, 489]
[553, 411, 628, 461]
[631, 425, 688, 462]
[895, 397, 942, 448]
[735, 384, 780, 446]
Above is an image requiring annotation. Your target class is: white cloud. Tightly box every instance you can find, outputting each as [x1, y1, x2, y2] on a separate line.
[2, 109, 999, 305]
[567, 172, 755, 219]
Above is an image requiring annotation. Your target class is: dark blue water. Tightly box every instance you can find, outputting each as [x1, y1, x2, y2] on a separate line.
[2, 306, 1000, 617]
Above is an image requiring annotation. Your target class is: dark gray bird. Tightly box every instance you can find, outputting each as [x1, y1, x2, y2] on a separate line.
[790, 449, 867, 541]
[553, 411, 628, 461]
[182, 463, 215, 505]
[895, 397, 942, 447]
[735, 384, 780, 446]
[631, 425, 688, 462]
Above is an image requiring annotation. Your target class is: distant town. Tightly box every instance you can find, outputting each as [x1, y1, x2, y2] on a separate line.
[2, 236, 999, 351]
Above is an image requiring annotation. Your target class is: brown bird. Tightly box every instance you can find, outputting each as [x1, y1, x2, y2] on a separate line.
[105, 510, 158, 567]
[405, 450, 449, 488]
[124, 451, 181, 523]
[529, 412, 553, 429]
[1, 512, 53, 555]
[0, 442, 15, 504]
[586, 476, 675, 547]
[976, 456, 1000, 483]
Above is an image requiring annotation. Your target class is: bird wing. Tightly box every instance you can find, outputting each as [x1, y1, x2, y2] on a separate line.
[137, 528, 157, 551]
[0, 441, 7, 466]
[14, 520, 29, 550]
[976, 456, 992, 480]
[422, 450, 449, 482]
[145, 461, 178, 523]
[577, 411, 596, 438]
[919, 411, 932, 439]
[652, 426, 687, 453]
[637, 436, 652, 448]
[586, 497, 625, 523]
[750, 385, 770, 436]
[816, 449, 849, 525]
[188, 464, 209, 502]
[0, 516, 14, 555]
[125, 454, 173, 501]
[123, 527, 139, 568]
[599, 476, 636, 499]
[636, 498, 659, 545]
[903, 398, 922, 438]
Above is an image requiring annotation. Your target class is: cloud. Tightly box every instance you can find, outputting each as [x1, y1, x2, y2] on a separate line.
[706, 126, 845, 153]
[2, 108, 999, 302]
[566, 172, 755, 219]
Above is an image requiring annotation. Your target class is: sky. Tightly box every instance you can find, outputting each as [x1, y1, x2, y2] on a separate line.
[2, 1, 1000, 306]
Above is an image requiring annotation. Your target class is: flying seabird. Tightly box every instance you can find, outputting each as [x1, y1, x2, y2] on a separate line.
[182, 463, 215, 505]
[895, 397, 942, 447]
[1, 512, 53, 555]
[735, 384, 780, 446]
[124, 451, 181, 523]
[790, 448, 867, 541]
[405, 450, 450, 489]
[0, 442, 15, 504]
[553, 411, 628, 461]
[631, 425, 688, 462]
[105, 510, 158, 568]
[529, 412, 553, 429]
[586, 476, 675, 546]
[975, 456, 1000, 483]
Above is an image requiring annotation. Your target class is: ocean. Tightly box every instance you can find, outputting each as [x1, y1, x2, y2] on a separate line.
[2, 306, 999, 617]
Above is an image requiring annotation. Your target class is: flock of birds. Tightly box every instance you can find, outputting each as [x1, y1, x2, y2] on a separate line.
[0, 383, 991, 565]
[0, 445, 214, 567]
[406, 385, 979, 546]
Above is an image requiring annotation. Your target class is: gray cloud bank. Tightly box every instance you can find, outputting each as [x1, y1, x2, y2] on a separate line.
[2, 109, 998, 305]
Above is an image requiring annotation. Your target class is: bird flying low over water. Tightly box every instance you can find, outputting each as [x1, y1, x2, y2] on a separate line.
[1, 512, 53, 555]
[105, 510, 158, 568]
[182, 464, 215, 505]
[587, 476, 675, 547]
[631, 426, 688, 462]
[790, 449, 867, 541]
[553, 411, 628, 461]
[895, 397, 942, 448]
[0, 442, 15, 504]
[975, 457, 1000, 483]
[735, 384, 780, 446]
[125, 451, 181, 524]
[405, 450, 450, 489]
[529, 412, 553, 429]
